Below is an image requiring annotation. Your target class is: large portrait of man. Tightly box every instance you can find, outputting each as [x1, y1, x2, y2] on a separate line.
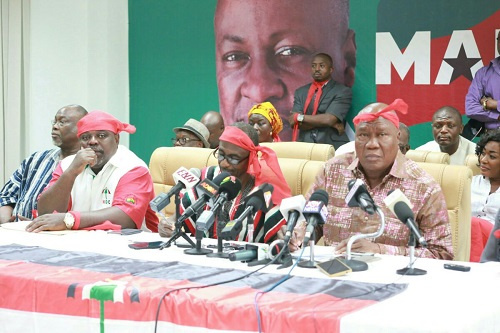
[214, 0, 356, 140]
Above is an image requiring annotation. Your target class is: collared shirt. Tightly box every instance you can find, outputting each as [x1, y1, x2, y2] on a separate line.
[307, 151, 453, 259]
[0, 148, 61, 219]
[415, 135, 476, 165]
[471, 175, 500, 224]
[465, 57, 500, 129]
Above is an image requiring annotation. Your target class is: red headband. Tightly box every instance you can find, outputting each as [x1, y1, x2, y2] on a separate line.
[219, 126, 291, 205]
[353, 98, 408, 128]
[77, 111, 136, 137]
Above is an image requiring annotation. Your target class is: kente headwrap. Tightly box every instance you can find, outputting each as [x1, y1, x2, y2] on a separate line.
[248, 102, 283, 142]
[77, 111, 136, 137]
[352, 98, 408, 128]
[219, 126, 291, 205]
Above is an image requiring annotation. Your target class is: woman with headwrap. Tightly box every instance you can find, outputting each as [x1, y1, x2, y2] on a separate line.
[248, 102, 283, 143]
[159, 123, 291, 244]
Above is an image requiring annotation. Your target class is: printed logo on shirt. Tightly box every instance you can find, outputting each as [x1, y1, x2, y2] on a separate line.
[102, 188, 112, 205]
[125, 195, 137, 205]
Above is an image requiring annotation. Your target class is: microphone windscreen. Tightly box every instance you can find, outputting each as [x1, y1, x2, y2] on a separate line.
[310, 189, 329, 205]
[189, 168, 202, 178]
[393, 201, 414, 222]
[218, 176, 242, 200]
[212, 171, 231, 186]
[246, 194, 264, 211]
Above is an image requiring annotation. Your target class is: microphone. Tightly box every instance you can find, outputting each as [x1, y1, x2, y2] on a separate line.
[228, 243, 270, 262]
[150, 167, 201, 212]
[384, 189, 427, 247]
[345, 179, 376, 215]
[302, 189, 329, 246]
[279, 195, 306, 244]
[196, 175, 242, 232]
[177, 171, 230, 223]
[220, 183, 274, 240]
[228, 249, 257, 262]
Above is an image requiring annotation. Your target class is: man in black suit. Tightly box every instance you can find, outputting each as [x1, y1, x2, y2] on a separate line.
[288, 53, 352, 149]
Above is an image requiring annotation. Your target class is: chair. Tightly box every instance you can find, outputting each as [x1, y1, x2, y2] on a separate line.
[406, 150, 450, 164]
[464, 153, 481, 176]
[416, 162, 472, 261]
[260, 142, 334, 161]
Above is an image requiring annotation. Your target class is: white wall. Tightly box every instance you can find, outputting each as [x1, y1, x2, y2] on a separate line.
[2, 0, 128, 181]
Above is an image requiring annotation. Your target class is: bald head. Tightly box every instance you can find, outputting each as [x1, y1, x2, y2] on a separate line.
[201, 111, 225, 149]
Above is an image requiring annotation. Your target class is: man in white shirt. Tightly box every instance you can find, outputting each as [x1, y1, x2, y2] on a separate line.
[416, 106, 476, 165]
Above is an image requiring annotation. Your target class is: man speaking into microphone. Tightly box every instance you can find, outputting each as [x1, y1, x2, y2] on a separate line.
[292, 99, 453, 259]
[159, 123, 291, 244]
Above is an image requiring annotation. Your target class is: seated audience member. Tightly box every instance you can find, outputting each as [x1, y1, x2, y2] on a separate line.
[247, 102, 283, 143]
[201, 111, 225, 149]
[159, 123, 291, 243]
[469, 130, 500, 261]
[172, 119, 210, 148]
[26, 111, 159, 232]
[335, 122, 411, 156]
[291, 99, 453, 259]
[480, 210, 500, 263]
[0, 105, 87, 223]
[416, 106, 476, 165]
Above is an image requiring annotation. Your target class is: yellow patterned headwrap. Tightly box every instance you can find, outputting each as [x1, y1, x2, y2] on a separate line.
[247, 102, 283, 140]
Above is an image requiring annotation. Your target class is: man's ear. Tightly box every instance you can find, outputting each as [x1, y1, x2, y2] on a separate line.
[342, 29, 356, 88]
[459, 124, 464, 134]
[115, 134, 120, 144]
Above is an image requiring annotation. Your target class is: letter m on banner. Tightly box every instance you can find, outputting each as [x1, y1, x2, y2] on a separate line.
[376, 31, 431, 85]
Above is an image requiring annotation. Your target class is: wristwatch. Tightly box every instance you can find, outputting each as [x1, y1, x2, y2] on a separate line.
[64, 212, 75, 230]
[297, 114, 305, 124]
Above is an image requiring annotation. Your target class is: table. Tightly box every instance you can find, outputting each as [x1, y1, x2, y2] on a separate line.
[0, 225, 499, 333]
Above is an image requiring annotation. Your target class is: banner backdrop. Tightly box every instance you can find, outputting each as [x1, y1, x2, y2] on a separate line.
[129, 0, 499, 163]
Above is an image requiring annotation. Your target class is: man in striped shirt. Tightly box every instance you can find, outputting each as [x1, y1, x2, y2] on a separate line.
[0, 105, 87, 223]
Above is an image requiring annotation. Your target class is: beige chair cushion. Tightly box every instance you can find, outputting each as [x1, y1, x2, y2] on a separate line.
[464, 153, 481, 176]
[260, 142, 334, 161]
[416, 162, 472, 261]
[406, 149, 450, 164]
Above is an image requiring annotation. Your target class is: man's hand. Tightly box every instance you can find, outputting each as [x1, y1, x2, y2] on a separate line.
[0, 215, 16, 224]
[335, 238, 381, 254]
[332, 122, 345, 136]
[67, 148, 98, 175]
[480, 97, 498, 111]
[288, 112, 299, 126]
[158, 215, 176, 238]
[26, 213, 66, 232]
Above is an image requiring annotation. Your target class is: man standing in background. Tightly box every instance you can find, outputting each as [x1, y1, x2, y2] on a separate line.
[201, 111, 225, 149]
[214, 0, 356, 141]
[466, 30, 500, 131]
[288, 53, 352, 149]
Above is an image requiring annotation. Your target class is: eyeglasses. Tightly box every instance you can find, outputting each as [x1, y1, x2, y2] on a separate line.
[213, 148, 249, 166]
[171, 137, 201, 145]
[51, 119, 70, 127]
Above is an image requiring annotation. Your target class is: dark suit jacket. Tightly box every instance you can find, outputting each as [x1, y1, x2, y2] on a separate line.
[292, 80, 352, 149]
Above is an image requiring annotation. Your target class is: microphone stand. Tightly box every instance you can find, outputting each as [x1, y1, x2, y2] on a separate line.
[161, 192, 196, 249]
[298, 229, 317, 268]
[206, 210, 229, 258]
[396, 232, 427, 275]
[340, 206, 386, 272]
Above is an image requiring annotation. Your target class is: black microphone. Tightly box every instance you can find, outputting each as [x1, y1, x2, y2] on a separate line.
[384, 189, 427, 247]
[228, 249, 257, 262]
[196, 175, 242, 232]
[150, 167, 201, 212]
[345, 179, 376, 215]
[220, 183, 274, 240]
[302, 189, 329, 246]
[177, 171, 230, 223]
[279, 195, 306, 244]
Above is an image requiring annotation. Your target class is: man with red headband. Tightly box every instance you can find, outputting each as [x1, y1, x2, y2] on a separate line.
[26, 111, 159, 232]
[291, 99, 453, 259]
[160, 122, 291, 244]
[288, 53, 351, 149]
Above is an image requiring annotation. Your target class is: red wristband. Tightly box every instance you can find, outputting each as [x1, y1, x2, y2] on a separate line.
[69, 211, 81, 230]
